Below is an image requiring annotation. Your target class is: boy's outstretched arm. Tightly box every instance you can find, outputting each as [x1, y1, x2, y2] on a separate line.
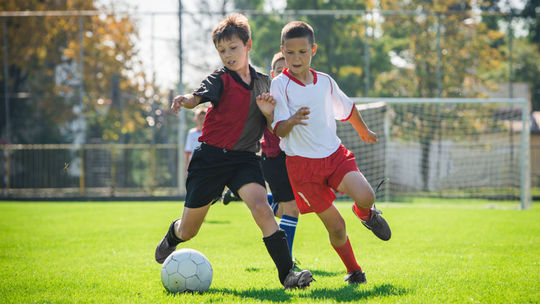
[171, 94, 202, 115]
[275, 107, 310, 138]
[349, 106, 378, 143]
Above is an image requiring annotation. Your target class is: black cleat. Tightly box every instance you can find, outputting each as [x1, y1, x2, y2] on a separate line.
[353, 205, 392, 241]
[344, 270, 367, 284]
[154, 219, 179, 264]
[222, 189, 234, 205]
[283, 269, 313, 289]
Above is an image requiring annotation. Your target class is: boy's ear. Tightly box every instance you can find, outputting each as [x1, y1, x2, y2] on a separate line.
[246, 39, 252, 51]
[271, 70, 275, 78]
[311, 43, 317, 56]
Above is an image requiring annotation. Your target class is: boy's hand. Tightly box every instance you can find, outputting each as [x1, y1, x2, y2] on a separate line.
[171, 95, 187, 115]
[289, 107, 310, 126]
[256, 93, 276, 118]
[358, 128, 378, 143]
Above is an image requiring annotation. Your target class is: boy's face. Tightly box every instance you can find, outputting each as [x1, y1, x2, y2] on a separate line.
[271, 59, 286, 78]
[281, 37, 317, 77]
[215, 35, 252, 72]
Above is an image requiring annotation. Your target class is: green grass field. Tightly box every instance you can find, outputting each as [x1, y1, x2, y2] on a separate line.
[0, 199, 538, 303]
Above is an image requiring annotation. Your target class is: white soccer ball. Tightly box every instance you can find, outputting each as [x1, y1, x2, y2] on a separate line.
[161, 248, 213, 293]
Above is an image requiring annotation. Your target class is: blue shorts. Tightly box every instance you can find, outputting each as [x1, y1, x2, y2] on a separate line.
[185, 143, 266, 208]
[261, 151, 295, 203]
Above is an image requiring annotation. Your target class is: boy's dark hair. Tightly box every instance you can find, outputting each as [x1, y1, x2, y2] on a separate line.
[280, 21, 315, 46]
[271, 52, 285, 70]
[212, 13, 251, 45]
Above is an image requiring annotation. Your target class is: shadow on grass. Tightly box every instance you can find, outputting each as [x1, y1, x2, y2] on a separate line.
[302, 283, 409, 302]
[310, 269, 341, 277]
[206, 283, 408, 302]
[243, 268, 340, 277]
[203, 219, 230, 224]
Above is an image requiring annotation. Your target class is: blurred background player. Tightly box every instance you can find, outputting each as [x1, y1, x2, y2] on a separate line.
[154, 13, 313, 289]
[184, 107, 207, 172]
[268, 21, 391, 284]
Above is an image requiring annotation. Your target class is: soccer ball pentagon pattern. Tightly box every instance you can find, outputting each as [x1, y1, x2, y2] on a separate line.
[161, 248, 213, 293]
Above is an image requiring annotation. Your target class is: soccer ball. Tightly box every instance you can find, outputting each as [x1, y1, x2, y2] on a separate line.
[161, 248, 213, 293]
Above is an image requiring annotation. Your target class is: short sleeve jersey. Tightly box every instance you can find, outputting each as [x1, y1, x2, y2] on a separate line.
[184, 127, 202, 153]
[260, 128, 282, 157]
[270, 69, 354, 158]
[193, 65, 270, 152]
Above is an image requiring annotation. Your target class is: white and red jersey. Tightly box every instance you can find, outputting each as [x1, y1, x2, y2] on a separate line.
[270, 68, 354, 158]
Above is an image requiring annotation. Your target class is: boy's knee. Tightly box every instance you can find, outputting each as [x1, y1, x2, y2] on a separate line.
[356, 189, 376, 208]
[282, 201, 299, 217]
[252, 200, 274, 218]
[328, 219, 346, 237]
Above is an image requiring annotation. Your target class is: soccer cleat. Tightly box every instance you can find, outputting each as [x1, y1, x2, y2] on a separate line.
[155, 220, 180, 264]
[222, 189, 234, 205]
[283, 269, 314, 289]
[344, 270, 367, 284]
[353, 205, 392, 241]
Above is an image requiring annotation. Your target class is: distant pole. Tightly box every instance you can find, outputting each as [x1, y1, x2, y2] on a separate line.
[78, 14, 86, 144]
[2, 18, 9, 143]
[363, 12, 370, 97]
[508, 16, 513, 99]
[177, 0, 186, 196]
[436, 13, 442, 98]
[2, 18, 10, 197]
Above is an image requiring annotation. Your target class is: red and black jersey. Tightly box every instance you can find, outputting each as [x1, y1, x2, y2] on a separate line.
[261, 128, 282, 157]
[193, 65, 270, 153]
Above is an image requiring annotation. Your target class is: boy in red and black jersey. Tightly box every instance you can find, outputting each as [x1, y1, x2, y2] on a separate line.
[154, 13, 313, 290]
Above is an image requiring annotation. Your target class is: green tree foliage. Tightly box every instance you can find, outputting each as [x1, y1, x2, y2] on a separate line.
[522, 0, 540, 45]
[0, 0, 151, 144]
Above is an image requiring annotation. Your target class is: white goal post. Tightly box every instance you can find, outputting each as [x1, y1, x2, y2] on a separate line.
[336, 97, 531, 209]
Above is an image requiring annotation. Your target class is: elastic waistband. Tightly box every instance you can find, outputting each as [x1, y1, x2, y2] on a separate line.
[201, 142, 255, 155]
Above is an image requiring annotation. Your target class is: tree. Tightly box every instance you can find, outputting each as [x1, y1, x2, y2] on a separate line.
[0, 0, 151, 144]
[522, 0, 540, 46]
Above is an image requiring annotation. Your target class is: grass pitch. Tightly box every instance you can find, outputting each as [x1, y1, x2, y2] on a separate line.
[0, 198, 538, 303]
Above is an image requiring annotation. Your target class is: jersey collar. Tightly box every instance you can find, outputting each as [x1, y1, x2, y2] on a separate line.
[282, 68, 317, 87]
[225, 64, 257, 90]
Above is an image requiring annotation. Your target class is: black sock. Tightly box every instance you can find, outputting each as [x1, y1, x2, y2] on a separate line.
[263, 229, 293, 284]
[166, 220, 184, 246]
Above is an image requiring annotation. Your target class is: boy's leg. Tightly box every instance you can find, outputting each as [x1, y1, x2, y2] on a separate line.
[222, 189, 274, 208]
[237, 182, 279, 236]
[337, 171, 391, 241]
[337, 171, 375, 209]
[278, 200, 299, 257]
[238, 182, 312, 288]
[155, 204, 211, 263]
[316, 205, 365, 284]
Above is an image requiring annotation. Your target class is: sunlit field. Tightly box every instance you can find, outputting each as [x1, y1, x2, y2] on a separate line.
[0, 199, 538, 303]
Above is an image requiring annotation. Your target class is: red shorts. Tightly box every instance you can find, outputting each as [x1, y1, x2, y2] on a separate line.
[285, 144, 359, 214]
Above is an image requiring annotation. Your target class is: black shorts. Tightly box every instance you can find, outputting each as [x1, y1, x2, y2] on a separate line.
[261, 151, 295, 203]
[185, 143, 266, 208]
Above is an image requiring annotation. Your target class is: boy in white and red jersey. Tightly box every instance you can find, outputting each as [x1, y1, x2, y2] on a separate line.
[268, 21, 391, 284]
[155, 14, 313, 290]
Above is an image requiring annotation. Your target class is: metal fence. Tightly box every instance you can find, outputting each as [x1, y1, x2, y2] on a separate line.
[1, 143, 182, 198]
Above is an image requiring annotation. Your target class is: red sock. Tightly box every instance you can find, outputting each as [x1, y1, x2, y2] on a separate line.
[332, 237, 361, 273]
[353, 204, 371, 221]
